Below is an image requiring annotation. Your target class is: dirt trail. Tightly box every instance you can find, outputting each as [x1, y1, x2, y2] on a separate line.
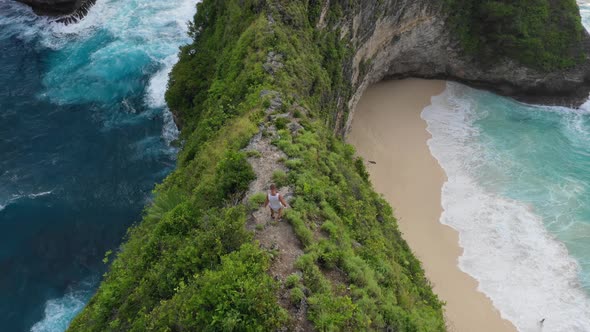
[243, 91, 311, 331]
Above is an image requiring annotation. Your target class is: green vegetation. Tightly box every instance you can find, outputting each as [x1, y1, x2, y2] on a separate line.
[272, 169, 289, 188]
[275, 122, 444, 330]
[290, 287, 306, 305]
[286, 273, 302, 288]
[248, 192, 267, 207]
[275, 116, 290, 130]
[69, 0, 445, 331]
[445, 0, 585, 69]
[245, 149, 262, 158]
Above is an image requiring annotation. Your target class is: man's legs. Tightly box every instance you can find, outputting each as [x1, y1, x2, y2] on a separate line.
[277, 208, 283, 220]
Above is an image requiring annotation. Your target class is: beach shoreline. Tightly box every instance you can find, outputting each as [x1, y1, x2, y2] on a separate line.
[347, 79, 516, 332]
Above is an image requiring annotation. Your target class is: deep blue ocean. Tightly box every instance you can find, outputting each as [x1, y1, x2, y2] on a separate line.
[0, 0, 195, 331]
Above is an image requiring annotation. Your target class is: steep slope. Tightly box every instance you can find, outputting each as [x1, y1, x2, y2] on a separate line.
[68, 0, 589, 331]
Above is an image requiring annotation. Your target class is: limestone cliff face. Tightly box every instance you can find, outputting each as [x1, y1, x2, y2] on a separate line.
[329, 0, 590, 133]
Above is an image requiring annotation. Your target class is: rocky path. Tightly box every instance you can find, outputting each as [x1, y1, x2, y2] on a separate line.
[243, 91, 311, 331]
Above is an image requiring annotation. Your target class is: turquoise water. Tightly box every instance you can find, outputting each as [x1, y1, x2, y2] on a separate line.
[421, 5, 590, 331]
[0, 0, 195, 331]
[422, 50, 590, 332]
[476, 95, 590, 290]
[424, 85, 590, 331]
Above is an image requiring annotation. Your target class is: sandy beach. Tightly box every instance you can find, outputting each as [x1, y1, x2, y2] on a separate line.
[347, 79, 516, 332]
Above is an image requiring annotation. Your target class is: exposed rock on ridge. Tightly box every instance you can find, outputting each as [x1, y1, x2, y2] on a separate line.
[333, 0, 590, 133]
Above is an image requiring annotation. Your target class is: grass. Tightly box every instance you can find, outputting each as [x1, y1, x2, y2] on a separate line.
[272, 169, 289, 188]
[249, 192, 267, 207]
[245, 149, 262, 158]
[290, 287, 306, 305]
[285, 273, 302, 288]
[275, 116, 290, 130]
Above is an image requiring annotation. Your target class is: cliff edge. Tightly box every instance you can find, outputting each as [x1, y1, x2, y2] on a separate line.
[333, 0, 590, 132]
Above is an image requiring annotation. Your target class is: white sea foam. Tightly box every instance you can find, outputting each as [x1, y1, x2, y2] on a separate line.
[79, 0, 195, 146]
[0, 195, 20, 212]
[422, 83, 590, 332]
[28, 191, 53, 198]
[580, 1, 590, 32]
[146, 53, 181, 149]
[1, 0, 193, 146]
[146, 54, 178, 109]
[30, 280, 95, 332]
[0, 191, 53, 212]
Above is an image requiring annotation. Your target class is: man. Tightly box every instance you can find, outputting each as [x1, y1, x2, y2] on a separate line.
[264, 184, 288, 221]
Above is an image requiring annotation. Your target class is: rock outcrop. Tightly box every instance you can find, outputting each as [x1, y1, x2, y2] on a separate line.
[16, 0, 81, 15]
[331, 0, 590, 133]
[15, 0, 95, 23]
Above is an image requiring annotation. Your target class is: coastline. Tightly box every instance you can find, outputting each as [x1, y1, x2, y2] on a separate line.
[347, 79, 516, 332]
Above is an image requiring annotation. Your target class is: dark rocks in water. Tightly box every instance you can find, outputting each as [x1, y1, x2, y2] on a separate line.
[15, 0, 96, 24]
[55, 0, 96, 25]
[16, 0, 83, 15]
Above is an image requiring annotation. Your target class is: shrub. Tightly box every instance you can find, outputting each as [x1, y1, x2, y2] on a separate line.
[290, 287, 305, 305]
[272, 169, 289, 188]
[248, 192, 267, 207]
[285, 158, 303, 170]
[316, 240, 341, 269]
[144, 186, 186, 224]
[307, 294, 355, 331]
[285, 210, 314, 247]
[147, 244, 288, 331]
[275, 117, 290, 130]
[285, 273, 302, 288]
[245, 149, 262, 158]
[354, 157, 370, 182]
[216, 151, 256, 200]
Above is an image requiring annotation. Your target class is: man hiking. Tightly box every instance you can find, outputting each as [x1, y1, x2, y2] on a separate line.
[264, 184, 288, 221]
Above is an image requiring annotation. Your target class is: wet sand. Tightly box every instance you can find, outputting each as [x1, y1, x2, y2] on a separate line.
[347, 79, 516, 332]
